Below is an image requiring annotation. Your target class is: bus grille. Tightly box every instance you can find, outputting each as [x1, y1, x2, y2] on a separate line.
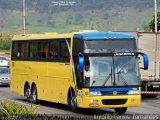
[102, 99, 127, 105]
[102, 91, 127, 95]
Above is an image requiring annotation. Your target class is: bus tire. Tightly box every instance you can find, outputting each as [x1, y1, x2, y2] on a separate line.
[31, 85, 38, 104]
[68, 89, 79, 112]
[114, 107, 127, 115]
[24, 83, 30, 100]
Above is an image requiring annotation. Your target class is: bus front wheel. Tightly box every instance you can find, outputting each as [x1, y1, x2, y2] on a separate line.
[31, 85, 38, 104]
[114, 107, 127, 115]
[68, 90, 79, 112]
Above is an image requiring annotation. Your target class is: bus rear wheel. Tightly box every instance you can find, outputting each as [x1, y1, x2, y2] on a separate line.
[114, 107, 127, 115]
[68, 90, 79, 112]
[24, 84, 30, 100]
[31, 85, 38, 104]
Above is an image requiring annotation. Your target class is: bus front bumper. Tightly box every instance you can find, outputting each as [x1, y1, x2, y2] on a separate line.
[78, 95, 141, 108]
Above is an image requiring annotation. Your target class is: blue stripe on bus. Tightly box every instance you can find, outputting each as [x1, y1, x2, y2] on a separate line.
[89, 87, 137, 92]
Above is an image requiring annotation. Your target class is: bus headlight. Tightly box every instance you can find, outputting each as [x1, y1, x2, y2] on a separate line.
[89, 91, 101, 96]
[127, 90, 140, 95]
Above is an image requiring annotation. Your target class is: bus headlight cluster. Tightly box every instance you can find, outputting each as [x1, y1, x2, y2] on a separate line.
[89, 91, 101, 96]
[127, 90, 140, 95]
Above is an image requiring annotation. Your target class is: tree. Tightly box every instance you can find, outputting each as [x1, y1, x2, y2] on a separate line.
[148, 12, 160, 32]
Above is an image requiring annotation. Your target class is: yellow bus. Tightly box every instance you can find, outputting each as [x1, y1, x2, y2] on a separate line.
[11, 31, 149, 114]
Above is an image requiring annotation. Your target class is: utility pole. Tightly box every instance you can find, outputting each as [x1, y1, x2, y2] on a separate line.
[154, 0, 159, 79]
[155, 0, 157, 32]
[23, 0, 26, 35]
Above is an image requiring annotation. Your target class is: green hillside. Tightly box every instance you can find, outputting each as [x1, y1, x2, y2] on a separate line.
[0, 0, 159, 33]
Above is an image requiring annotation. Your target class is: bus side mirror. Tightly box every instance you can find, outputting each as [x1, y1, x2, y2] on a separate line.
[78, 53, 84, 72]
[138, 52, 149, 70]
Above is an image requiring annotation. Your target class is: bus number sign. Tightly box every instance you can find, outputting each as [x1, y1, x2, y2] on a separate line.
[115, 53, 135, 56]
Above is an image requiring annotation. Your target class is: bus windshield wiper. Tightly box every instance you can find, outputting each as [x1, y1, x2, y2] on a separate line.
[115, 62, 130, 86]
[119, 74, 128, 85]
[102, 67, 112, 86]
[115, 68, 128, 86]
[91, 80, 95, 86]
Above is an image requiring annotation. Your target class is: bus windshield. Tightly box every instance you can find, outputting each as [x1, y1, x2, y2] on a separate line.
[84, 39, 137, 53]
[83, 56, 140, 87]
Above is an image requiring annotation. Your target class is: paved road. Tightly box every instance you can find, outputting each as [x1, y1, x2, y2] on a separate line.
[0, 86, 160, 117]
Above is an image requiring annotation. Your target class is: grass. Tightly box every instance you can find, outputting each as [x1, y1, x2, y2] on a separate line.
[0, 99, 38, 118]
[0, 50, 10, 58]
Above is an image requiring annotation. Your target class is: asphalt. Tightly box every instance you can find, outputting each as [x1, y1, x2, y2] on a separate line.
[0, 86, 160, 117]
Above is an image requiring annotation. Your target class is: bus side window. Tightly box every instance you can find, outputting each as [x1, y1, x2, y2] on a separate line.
[15, 43, 22, 57]
[12, 42, 19, 58]
[60, 41, 70, 60]
[17, 43, 22, 57]
[49, 39, 70, 60]
[29, 42, 38, 58]
[39, 42, 49, 59]
[12, 42, 29, 59]
[45, 44, 49, 58]
[21, 42, 28, 58]
[49, 41, 59, 59]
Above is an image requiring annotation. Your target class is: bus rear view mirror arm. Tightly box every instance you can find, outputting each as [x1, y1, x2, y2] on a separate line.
[138, 52, 149, 70]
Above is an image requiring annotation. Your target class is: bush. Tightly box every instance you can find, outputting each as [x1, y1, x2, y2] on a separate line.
[0, 40, 10, 50]
[0, 34, 12, 50]
[0, 100, 38, 118]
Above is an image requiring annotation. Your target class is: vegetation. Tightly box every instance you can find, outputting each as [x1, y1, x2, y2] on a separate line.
[0, 34, 11, 50]
[0, 0, 158, 13]
[0, 0, 160, 33]
[0, 100, 38, 118]
[147, 12, 160, 32]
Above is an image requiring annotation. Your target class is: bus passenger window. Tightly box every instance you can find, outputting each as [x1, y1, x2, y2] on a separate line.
[17, 43, 22, 57]
[39, 42, 49, 59]
[21, 43, 28, 58]
[49, 41, 59, 59]
[12, 42, 22, 57]
[49, 39, 70, 61]
[12, 42, 29, 59]
[12, 43, 18, 57]
[29, 42, 38, 58]
[45, 44, 49, 58]
[60, 41, 70, 59]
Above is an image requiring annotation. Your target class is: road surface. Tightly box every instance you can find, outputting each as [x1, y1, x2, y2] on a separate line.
[0, 86, 160, 118]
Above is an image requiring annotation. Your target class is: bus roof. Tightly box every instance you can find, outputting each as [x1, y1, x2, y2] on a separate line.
[12, 33, 73, 41]
[12, 31, 135, 41]
[73, 32, 135, 40]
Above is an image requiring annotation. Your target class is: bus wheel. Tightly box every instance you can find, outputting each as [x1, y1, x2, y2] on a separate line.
[31, 85, 38, 104]
[24, 84, 30, 100]
[114, 107, 127, 115]
[68, 90, 79, 112]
